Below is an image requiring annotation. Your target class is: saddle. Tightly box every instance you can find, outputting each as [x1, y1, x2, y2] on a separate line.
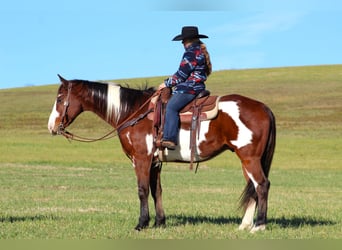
[148, 88, 220, 170]
[179, 91, 219, 123]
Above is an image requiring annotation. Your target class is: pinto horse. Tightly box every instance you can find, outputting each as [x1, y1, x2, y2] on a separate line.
[48, 75, 276, 233]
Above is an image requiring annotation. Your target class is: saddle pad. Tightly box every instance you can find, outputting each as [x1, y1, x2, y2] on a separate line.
[180, 96, 220, 123]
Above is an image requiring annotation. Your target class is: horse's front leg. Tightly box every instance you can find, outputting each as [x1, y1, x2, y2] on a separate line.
[134, 158, 151, 230]
[150, 161, 166, 227]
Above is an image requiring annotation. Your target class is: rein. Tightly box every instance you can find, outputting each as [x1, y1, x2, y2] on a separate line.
[59, 128, 117, 142]
[57, 82, 159, 142]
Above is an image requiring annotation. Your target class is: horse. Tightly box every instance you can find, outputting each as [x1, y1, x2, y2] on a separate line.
[48, 75, 276, 233]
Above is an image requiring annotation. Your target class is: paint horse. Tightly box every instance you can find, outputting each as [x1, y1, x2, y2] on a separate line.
[48, 75, 276, 232]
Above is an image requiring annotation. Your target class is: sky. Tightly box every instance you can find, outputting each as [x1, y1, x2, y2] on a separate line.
[0, 0, 341, 89]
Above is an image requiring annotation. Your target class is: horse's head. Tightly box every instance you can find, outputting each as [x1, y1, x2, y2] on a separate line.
[48, 75, 83, 135]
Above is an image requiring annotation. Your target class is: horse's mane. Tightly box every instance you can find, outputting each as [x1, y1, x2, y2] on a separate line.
[69, 79, 155, 122]
[120, 82, 156, 94]
[70, 79, 155, 95]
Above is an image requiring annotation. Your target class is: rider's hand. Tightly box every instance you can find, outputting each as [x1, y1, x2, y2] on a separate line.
[158, 83, 166, 90]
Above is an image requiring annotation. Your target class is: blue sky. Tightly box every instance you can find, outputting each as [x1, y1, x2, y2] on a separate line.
[0, 0, 341, 89]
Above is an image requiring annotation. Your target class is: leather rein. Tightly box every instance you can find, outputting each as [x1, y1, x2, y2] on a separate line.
[57, 82, 158, 143]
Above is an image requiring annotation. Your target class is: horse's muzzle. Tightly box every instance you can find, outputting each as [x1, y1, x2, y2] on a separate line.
[50, 130, 58, 136]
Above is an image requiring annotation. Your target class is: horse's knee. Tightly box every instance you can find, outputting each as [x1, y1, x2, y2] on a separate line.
[138, 185, 148, 198]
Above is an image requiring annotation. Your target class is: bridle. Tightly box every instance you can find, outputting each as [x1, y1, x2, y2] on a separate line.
[57, 82, 72, 136]
[56, 81, 158, 142]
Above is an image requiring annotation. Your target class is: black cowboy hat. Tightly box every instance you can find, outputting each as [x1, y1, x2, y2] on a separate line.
[172, 26, 209, 41]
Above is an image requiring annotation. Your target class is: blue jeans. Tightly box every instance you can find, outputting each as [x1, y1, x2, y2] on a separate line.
[163, 93, 196, 144]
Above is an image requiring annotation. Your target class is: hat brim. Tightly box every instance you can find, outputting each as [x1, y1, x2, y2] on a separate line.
[172, 34, 209, 41]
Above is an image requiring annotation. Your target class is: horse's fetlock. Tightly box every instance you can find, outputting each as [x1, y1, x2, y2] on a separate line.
[154, 215, 166, 227]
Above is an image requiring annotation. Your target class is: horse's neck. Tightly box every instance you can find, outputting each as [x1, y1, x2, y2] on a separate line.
[84, 84, 153, 128]
[86, 98, 134, 128]
[81, 93, 114, 127]
[83, 102, 111, 126]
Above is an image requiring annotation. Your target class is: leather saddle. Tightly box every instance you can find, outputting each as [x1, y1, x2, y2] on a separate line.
[179, 91, 219, 123]
[148, 88, 220, 124]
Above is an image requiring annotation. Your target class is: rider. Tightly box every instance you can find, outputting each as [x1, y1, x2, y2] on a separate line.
[159, 26, 212, 150]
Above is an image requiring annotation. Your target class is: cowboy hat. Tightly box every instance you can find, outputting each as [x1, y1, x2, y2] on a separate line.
[172, 26, 209, 41]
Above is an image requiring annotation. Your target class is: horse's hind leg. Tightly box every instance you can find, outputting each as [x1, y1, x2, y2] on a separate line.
[150, 161, 166, 227]
[241, 157, 270, 232]
[239, 166, 257, 231]
[253, 179, 270, 233]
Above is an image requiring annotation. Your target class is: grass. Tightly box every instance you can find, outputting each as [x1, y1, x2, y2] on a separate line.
[0, 65, 341, 239]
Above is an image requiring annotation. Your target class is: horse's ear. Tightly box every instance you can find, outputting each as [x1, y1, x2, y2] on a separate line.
[57, 74, 68, 85]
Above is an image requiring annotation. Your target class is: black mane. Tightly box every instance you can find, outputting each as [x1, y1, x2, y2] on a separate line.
[69, 79, 156, 121]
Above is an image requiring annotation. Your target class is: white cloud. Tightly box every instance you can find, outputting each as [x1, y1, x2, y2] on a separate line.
[213, 51, 266, 70]
[209, 11, 307, 70]
[213, 11, 306, 47]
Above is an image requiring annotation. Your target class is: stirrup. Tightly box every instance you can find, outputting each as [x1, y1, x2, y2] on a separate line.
[161, 140, 176, 150]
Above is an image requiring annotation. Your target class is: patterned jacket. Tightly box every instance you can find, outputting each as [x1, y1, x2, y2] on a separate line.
[164, 42, 207, 95]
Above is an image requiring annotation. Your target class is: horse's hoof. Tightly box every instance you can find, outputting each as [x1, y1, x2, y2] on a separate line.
[153, 221, 166, 228]
[135, 224, 148, 231]
[250, 224, 266, 233]
[238, 222, 253, 231]
[153, 216, 166, 228]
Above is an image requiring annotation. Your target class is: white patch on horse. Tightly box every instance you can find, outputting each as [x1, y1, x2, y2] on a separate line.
[145, 133, 154, 156]
[106, 83, 121, 123]
[164, 120, 210, 162]
[219, 101, 253, 148]
[178, 128, 191, 160]
[48, 101, 60, 133]
[132, 157, 136, 168]
[245, 169, 259, 189]
[239, 198, 256, 231]
[125, 132, 132, 145]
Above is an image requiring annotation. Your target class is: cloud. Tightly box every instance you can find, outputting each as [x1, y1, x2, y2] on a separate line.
[214, 51, 266, 70]
[149, 0, 239, 11]
[213, 11, 306, 47]
[148, 0, 342, 11]
[209, 11, 306, 70]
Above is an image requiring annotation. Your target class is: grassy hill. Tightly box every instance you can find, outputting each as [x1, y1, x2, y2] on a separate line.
[1, 64, 341, 134]
[0, 65, 341, 239]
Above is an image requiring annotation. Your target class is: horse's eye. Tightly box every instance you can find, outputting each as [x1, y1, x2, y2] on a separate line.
[57, 98, 62, 104]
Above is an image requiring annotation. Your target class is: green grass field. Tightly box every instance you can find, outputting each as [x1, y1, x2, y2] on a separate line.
[0, 65, 341, 239]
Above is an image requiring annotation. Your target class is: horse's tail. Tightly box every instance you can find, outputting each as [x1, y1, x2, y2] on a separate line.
[239, 106, 276, 210]
[261, 106, 276, 178]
